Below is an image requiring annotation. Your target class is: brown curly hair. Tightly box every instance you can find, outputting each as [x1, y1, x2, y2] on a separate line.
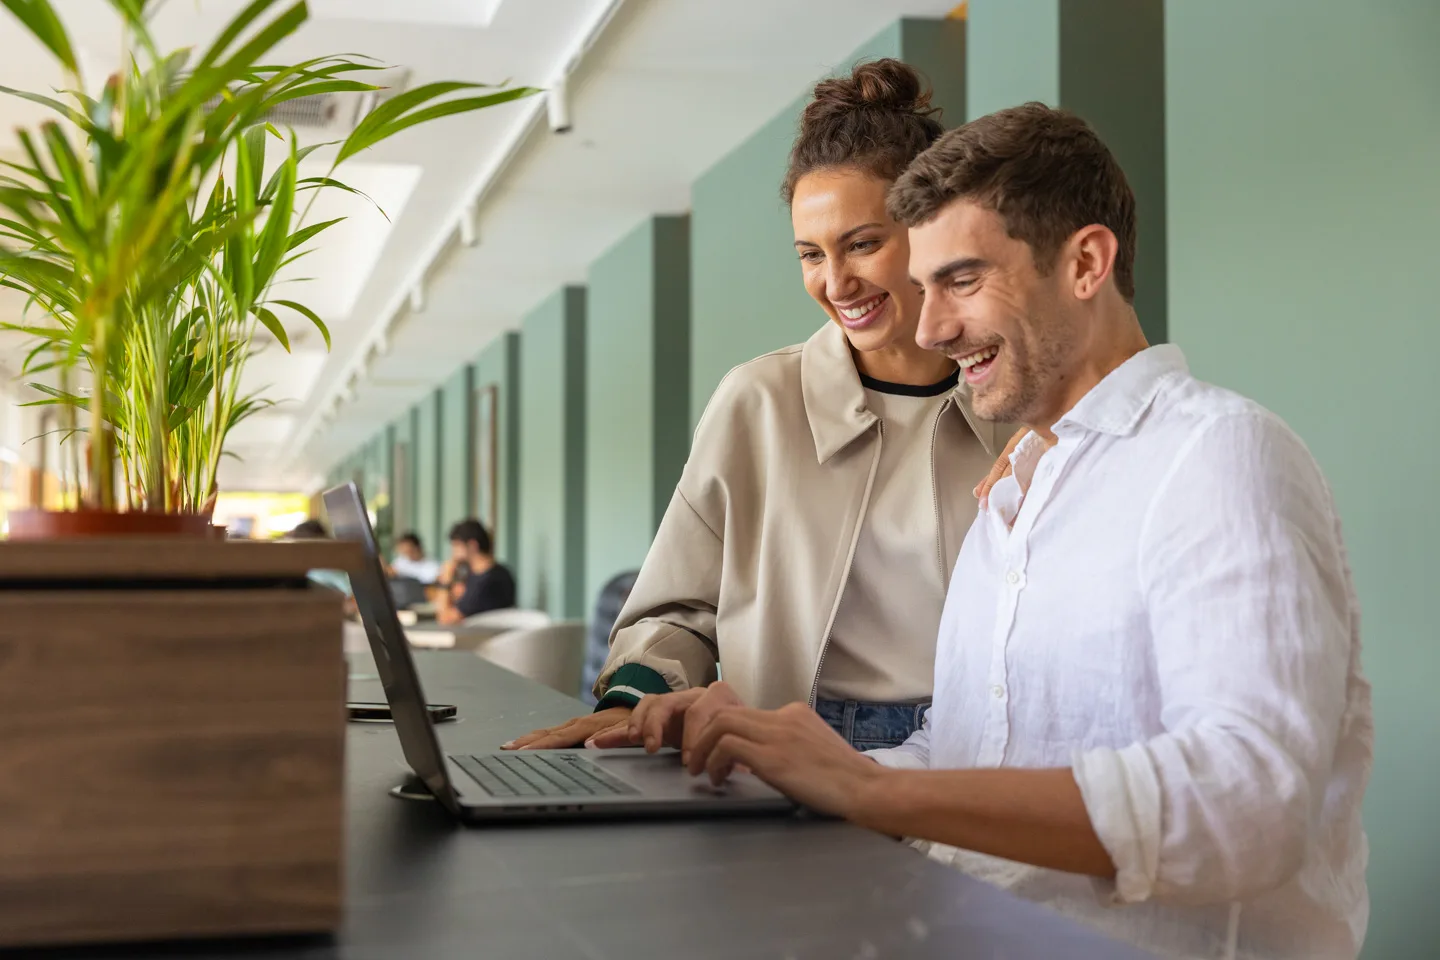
[781, 58, 945, 203]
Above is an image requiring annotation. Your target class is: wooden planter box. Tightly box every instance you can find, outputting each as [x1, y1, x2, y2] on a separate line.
[0, 539, 360, 949]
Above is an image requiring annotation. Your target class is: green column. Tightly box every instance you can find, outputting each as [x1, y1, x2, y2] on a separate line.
[1166, 3, 1440, 954]
[413, 391, 441, 560]
[439, 363, 474, 539]
[967, 0, 1167, 344]
[518, 287, 587, 619]
[473, 331, 521, 566]
[584, 215, 691, 609]
[388, 407, 417, 547]
[689, 17, 968, 426]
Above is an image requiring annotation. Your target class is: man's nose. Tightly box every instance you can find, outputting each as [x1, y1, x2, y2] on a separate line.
[915, 295, 958, 351]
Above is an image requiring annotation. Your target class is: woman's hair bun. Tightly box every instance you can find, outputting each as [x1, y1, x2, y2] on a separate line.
[783, 59, 945, 203]
[810, 58, 933, 115]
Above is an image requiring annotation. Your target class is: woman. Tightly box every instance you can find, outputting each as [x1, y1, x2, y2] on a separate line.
[508, 60, 1010, 752]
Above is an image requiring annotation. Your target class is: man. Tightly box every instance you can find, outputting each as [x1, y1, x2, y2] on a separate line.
[435, 519, 516, 625]
[388, 531, 441, 584]
[286, 518, 355, 615]
[606, 105, 1372, 959]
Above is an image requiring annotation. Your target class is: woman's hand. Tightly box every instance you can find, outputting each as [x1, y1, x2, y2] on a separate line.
[974, 428, 1028, 503]
[590, 682, 745, 762]
[502, 706, 634, 750]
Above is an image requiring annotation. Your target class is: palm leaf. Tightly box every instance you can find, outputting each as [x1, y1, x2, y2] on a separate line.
[268, 298, 330, 350]
[336, 82, 539, 166]
[0, 0, 79, 74]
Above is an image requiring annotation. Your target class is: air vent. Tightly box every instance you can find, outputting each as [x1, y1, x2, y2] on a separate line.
[265, 94, 356, 130]
[204, 68, 410, 135]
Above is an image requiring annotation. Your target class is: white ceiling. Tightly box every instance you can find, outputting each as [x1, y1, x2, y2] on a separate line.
[0, 0, 962, 491]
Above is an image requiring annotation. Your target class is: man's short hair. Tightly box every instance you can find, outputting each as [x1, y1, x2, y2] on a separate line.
[887, 102, 1137, 302]
[447, 519, 493, 556]
[288, 519, 329, 539]
[398, 531, 422, 550]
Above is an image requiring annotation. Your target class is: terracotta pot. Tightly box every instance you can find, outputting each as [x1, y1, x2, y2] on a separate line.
[6, 509, 215, 540]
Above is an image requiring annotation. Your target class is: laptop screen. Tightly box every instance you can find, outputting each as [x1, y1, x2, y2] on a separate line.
[323, 482, 458, 809]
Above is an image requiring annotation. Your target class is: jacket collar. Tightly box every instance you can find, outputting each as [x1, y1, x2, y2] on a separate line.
[1055, 344, 1188, 438]
[801, 323, 876, 464]
[800, 322, 996, 463]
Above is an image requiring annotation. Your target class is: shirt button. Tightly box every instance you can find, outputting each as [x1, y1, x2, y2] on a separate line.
[991, 684, 1006, 700]
[1005, 570, 1021, 585]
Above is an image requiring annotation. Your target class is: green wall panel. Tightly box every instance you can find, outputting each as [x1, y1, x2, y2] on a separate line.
[651, 215, 692, 532]
[473, 331, 521, 566]
[584, 215, 692, 609]
[439, 364, 473, 541]
[518, 287, 587, 619]
[413, 391, 441, 561]
[967, 0, 1166, 343]
[389, 407, 417, 547]
[1165, 3, 1439, 954]
[965, 0, 1059, 116]
[689, 19, 967, 425]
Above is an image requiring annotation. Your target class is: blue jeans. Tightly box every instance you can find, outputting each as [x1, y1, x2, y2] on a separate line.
[815, 697, 930, 751]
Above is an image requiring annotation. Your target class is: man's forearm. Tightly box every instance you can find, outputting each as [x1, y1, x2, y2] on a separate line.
[850, 767, 1116, 879]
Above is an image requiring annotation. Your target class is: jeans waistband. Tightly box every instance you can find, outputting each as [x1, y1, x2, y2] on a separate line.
[814, 697, 930, 725]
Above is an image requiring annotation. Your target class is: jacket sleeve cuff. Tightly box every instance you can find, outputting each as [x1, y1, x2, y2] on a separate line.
[595, 663, 673, 711]
[1072, 742, 1163, 904]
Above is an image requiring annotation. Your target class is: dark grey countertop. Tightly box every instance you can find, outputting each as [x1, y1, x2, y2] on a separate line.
[21, 651, 1153, 959]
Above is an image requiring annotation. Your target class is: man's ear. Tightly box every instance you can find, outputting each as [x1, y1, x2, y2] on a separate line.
[1068, 224, 1119, 302]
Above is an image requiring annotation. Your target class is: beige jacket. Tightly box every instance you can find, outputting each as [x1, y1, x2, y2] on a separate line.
[595, 322, 1003, 710]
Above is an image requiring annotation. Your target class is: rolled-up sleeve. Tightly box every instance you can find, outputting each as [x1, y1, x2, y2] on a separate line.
[1073, 412, 1355, 905]
[867, 708, 932, 770]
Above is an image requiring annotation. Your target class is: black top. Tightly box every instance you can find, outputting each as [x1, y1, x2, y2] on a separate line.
[454, 564, 517, 618]
[858, 367, 960, 397]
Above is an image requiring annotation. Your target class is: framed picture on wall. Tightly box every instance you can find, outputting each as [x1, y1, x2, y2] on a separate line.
[474, 383, 499, 537]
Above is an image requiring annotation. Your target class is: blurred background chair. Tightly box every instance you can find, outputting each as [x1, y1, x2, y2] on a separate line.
[475, 622, 586, 696]
[581, 570, 639, 704]
[461, 607, 551, 632]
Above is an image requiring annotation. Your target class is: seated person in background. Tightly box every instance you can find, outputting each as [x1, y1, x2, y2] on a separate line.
[436, 519, 516, 625]
[286, 519, 356, 615]
[431, 532, 473, 604]
[615, 105, 1373, 960]
[388, 531, 441, 584]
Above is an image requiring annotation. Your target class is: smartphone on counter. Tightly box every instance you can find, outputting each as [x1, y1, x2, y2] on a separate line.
[347, 701, 457, 723]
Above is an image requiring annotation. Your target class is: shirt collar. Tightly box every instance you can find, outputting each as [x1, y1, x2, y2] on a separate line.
[1053, 344, 1188, 438]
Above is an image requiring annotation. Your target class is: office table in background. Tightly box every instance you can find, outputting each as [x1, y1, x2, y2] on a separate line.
[21, 651, 1154, 960]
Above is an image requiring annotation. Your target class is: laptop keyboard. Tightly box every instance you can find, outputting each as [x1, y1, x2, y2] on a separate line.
[453, 752, 640, 798]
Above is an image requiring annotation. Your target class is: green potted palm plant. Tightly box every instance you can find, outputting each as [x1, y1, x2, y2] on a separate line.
[0, 0, 535, 536]
[0, 1, 538, 949]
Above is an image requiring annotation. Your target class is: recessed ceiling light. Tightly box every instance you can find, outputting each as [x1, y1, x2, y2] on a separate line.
[308, 0, 506, 29]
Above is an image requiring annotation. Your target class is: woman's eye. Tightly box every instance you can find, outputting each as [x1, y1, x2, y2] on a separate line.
[799, 251, 823, 264]
[852, 239, 879, 253]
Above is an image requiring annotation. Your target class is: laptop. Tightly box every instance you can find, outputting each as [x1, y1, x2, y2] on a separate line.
[323, 482, 795, 822]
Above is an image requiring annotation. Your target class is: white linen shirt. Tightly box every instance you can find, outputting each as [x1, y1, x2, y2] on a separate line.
[869, 346, 1372, 960]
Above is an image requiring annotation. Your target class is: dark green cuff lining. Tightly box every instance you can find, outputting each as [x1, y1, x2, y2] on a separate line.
[595, 663, 672, 711]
